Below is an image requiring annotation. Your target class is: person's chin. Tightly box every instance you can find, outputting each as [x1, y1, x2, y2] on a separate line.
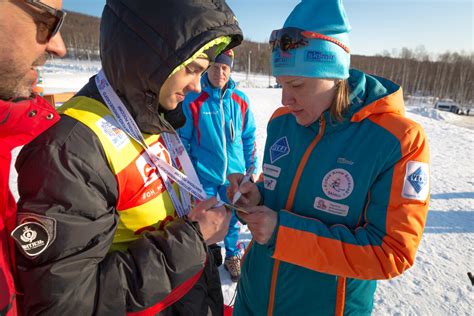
[161, 100, 178, 111]
[12, 80, 34, 99]
[21, 70, 37, 94]
[294, 114, 312, 126]
[295, 118, 308, 126]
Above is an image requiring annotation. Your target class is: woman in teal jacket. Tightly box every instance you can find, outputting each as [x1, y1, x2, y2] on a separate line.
[228, 1, 430, 315]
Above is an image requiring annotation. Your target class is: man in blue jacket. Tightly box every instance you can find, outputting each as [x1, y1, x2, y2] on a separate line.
[179, 49, 257, 282]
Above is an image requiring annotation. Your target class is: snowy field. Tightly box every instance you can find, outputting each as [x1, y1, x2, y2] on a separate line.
[10, 59, 473, 315]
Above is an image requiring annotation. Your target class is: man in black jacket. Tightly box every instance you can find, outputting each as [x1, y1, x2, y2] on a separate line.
[12, 0, 243, 315]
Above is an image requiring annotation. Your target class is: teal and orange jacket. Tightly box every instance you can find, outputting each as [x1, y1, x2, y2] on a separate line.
[234, 69, 430, 316]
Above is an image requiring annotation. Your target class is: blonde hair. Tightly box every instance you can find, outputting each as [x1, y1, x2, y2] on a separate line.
[329, 79, 351, 122]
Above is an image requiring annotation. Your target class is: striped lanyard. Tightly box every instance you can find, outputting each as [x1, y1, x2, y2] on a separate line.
[95, 70, 207, 217]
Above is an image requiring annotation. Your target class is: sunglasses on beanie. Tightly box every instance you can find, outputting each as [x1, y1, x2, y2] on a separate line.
[269, 27, 350, 53]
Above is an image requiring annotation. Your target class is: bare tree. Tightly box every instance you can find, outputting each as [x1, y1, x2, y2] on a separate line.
[59, 11, 473, 106]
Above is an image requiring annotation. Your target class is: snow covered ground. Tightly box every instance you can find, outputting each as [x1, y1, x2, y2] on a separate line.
[10, 60, 473, 315]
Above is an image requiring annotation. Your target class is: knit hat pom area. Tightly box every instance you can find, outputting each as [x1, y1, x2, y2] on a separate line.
[271, 0, 351, 79]
[215, 49, 235, 68]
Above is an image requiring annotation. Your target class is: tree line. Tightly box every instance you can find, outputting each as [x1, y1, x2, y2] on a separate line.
[60, 11, 472, 106]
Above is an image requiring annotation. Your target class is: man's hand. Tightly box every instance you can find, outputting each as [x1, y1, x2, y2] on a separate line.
[188, 197, 232, 245]
[237, 206, 277, 245]
[226, 173, 261, 207]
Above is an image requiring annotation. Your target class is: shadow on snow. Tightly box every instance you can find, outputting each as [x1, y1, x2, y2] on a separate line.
[424, 210, 474, 234]
[430, 192, 474, 200]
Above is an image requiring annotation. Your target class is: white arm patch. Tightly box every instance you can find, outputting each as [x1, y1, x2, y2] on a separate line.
[402, 161, 429, 201]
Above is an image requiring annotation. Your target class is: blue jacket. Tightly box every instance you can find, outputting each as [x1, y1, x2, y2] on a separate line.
[179, 73, 257, 186]
[234, 69, 430, 316]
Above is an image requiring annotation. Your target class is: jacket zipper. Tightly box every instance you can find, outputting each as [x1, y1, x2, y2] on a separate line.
[220, 91, 228, 185]
[267, 116, 326, 316]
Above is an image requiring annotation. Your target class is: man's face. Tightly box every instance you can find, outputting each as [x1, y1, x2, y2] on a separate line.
[159, 58, 210, 110]
[207, 62, 231, 89]
[0, 0, 67, 100]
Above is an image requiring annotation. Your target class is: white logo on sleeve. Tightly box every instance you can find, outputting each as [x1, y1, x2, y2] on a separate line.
[402, 161, 429, 201]
[322, 168, 354, 200]
[11, 221, 52, 257]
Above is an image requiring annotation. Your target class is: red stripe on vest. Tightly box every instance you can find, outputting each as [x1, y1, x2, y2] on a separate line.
[126, 260, 207, 316]
[189, 92, 209, 145]
[231, 92, 248, 130]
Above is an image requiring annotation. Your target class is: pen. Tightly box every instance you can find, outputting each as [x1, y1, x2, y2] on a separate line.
[212, 200, 250, 214]
[232, 166, 255, 204]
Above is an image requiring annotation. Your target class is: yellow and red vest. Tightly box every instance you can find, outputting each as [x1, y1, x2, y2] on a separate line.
[60, 97, 183, 251]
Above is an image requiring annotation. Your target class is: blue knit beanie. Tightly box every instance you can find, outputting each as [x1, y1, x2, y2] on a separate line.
[271, 0, 351, 79]
[215, 49, 234, 68]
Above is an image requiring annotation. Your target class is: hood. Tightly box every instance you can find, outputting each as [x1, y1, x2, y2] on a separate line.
[310, 69, 405, 134]
[349, 69, 405, 122]
[100, 0, 243, 134]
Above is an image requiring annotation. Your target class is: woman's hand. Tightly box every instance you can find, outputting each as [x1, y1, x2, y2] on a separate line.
[226, 173, 262, 207]
[238, 206, 277, 245]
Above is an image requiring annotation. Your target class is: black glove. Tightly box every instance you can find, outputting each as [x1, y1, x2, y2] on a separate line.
[208, 243, 223, 267]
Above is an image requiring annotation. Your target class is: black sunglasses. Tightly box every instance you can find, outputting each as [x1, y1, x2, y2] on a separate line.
[270, 27, 309, 52]
[25, 0, 67, 40]
[270, 27, 350, 54]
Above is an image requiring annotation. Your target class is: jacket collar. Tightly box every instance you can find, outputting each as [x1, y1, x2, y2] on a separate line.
[309, 69, 405, 135]
[0, 94, 59, 148]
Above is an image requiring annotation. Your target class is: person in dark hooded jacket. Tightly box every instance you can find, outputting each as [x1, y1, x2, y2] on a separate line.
[12, 0, 242, 315]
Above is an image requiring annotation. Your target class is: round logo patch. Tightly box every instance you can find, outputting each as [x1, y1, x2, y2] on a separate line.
[322, 168, 354, 200]
[11, 222, 51, 257]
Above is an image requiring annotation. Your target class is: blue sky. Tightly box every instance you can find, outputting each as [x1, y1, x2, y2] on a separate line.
[63, 0, 473, 57]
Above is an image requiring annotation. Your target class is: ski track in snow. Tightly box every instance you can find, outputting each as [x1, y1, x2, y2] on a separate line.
[8, 60, 473, 315]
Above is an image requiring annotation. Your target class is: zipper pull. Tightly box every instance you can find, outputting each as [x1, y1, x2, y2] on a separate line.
[230, 119, 235, 142]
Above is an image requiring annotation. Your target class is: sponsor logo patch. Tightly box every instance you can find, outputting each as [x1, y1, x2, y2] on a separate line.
[11, 214, 56, 258]
[322, 168, 354, 200]
[314, 197, 349, 216]
[337, 157, 354, 165]
[263, 163, 281, 178]
[270, 137, 290, 163]
[304, 51, 336, 63]
[273, 50, 296, 68]
[96, 115, 130, 150]
[402, 161, 429, 200]
[264, 176, 277, 191]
